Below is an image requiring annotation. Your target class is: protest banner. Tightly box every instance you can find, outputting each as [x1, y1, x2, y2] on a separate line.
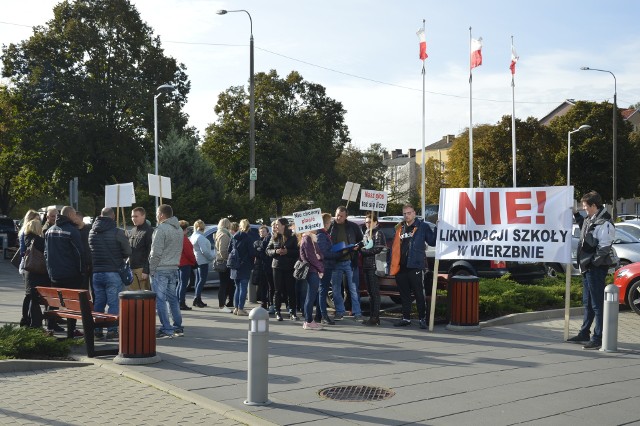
[436, 187, 574, 263]
[359, 189, 387, 212]
[292, 208, 323, 233]
[341, 182, 360, 208]
[148, 173, 172, 202]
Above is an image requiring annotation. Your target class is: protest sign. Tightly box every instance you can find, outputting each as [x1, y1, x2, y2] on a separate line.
[436, 187, 574, 263]
[148, 174, 172, 200]
[105, 183, 135, 208]
[292, 208, 323, 233]
[341, 181, 360, 202]
[359, 189, 387, 212]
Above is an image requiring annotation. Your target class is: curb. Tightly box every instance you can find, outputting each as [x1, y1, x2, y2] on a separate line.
[480, 307, 584, 328]
[79, 355, 279, 426]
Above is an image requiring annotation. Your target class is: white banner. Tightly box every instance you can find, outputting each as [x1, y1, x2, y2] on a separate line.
[104, 183, 135, 208]
[359, 189, 387, 212]
[292, 208, 323, 233]
[148, 174, 172, 200]
[341, 181, 360, 202]
[436, 186, 574, 263]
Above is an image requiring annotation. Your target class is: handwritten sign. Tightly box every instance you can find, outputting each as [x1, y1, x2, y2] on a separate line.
[292, 208, 323, 233]
[359, 189, 387, 212]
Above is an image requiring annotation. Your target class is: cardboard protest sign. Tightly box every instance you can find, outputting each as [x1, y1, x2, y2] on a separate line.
[341, 181, 360, 202]
[359, 189, 387, 212]
[292, 208, 322, 233]
[436, 186, 574, 263]
[105, 183, 135, 208]
[147, 174, 172, 200]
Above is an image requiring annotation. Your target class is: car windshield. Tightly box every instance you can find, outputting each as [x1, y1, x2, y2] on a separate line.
[615, 228, 639, 244]
[617, 224, 640, 241]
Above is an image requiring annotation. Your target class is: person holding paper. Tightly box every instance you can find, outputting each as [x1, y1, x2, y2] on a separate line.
[328, 206, 363, 321]
[128, 207, 153, 291]
[389, 203, 437, 329]
[360, 213, 387, 326]
[266, 218, 299, 321]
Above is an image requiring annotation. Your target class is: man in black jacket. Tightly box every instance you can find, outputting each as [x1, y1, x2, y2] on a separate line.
[328, 206, 363, 321]
[45, 205, 87, 336]
[128, 207, 153, 290]
[89, 207, 131, 339]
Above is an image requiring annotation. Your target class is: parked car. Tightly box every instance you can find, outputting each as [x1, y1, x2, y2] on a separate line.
[0, 216, 18, 259]
[614, 262, 640, 315]
[615, 220, 640, 241]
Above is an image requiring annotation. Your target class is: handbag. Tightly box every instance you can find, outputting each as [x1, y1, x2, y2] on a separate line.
[214, 258, 227, 273]
[118, 263, 134, 286]
[10, 249, 21, 269]
[23, 242, 47, 275]
[293, 259, 310, 280]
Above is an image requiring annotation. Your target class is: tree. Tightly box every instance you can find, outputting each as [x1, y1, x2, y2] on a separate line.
[202, 70, 350, 216]
[158, 129, 223, 221]
[1, 0, 190, 208]
[548, 101, 639, 202]
[334, 143, 387, 213]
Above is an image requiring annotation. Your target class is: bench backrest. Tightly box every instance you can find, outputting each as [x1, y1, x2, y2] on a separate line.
[35, 287, 94, 312]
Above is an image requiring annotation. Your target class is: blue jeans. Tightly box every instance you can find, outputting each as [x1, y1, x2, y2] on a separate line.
[234, 278, 249, 310]
[332, 260, 361, 316]
[194, 263, 209, 298]
[92, 272, 123, 333]
[580, 267, 607, 343]
[315, 266, 333, 321]
[177, 265, 192, 305]
[152, 270, 182, 334]
[304, 271, 320, 323]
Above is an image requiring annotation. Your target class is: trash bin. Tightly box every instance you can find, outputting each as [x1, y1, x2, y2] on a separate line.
[446, 275, 481, 331]
[114, 291, 161, 365]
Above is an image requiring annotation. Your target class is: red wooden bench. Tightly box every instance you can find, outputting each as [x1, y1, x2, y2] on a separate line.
[36, 287, 119, 358]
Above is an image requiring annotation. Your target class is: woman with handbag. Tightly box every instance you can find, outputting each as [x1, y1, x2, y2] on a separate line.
[299, 229, 324, 330]
[21, 219, 50, 330]
[215, 218, 235, 313]
[266, 218, 299, 321]
[190, 220, 215, 308]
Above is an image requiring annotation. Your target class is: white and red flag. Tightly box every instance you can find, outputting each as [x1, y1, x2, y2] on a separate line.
[510, 42, 519, 74]
[417, 28, 427, 60]
[470, 37, 483, 68]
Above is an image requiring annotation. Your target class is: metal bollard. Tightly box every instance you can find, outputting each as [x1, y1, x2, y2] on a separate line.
[601, 284, 619, 353]
[245, 307, 271, 406]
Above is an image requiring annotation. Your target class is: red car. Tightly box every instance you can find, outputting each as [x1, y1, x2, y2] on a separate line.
[614, 262, 640, 315]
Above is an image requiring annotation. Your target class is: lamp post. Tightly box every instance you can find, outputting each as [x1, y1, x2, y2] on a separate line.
[581, 67, 617, 219]
[567, 125, 591, 186]
[218, 9, 255, 201]
[154, 83, 175, 210]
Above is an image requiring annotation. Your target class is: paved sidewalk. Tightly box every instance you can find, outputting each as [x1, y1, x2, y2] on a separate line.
[2, 258, 640, 425]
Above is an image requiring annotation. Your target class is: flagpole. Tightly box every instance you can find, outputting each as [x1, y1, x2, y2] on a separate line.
[511, 35, 517, 188]
[469, 27, 474, 189]
[421, 19, 426, 219]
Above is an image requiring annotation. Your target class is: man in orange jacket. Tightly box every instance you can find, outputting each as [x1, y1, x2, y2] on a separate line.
[390, 204, 437, 329]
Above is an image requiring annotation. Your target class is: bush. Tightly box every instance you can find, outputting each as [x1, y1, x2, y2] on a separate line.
[478, 274, 584, 320]
[0, 325, 80, 360]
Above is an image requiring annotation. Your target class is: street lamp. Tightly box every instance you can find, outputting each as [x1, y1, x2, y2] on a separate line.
[217, 9, 255, 201]
[567, 125, 590, 186]
[154, 83, 175, 210]
[581, 66, 617, 219]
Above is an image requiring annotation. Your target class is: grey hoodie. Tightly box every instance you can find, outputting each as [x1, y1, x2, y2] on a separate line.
[149, 216, 183, 275]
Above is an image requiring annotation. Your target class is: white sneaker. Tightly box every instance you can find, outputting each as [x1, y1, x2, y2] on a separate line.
[303, 321, 323, 330]
[219, 306, 233, 313]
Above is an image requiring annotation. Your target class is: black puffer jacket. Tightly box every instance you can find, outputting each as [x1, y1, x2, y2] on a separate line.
[89, 216, 131, 273]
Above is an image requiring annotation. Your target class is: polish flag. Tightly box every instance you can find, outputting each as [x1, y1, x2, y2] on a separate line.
[470, 37, 483, 69]
[417, 28, 427, 60]
[510, 43, 519, 74]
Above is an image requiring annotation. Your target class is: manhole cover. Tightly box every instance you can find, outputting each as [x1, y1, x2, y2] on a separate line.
[318, 385, 395, 401]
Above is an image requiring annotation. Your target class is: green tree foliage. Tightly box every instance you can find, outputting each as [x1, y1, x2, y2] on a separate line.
[202, 70, 350, 216]
[548, 101, 639, 202]
[1, 0, 190, 209]
[334, 143, 387, 214]
[158, 129, 223, 222]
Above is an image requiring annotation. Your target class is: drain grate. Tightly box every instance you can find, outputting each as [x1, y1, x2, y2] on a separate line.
[318, 385, 395, 402]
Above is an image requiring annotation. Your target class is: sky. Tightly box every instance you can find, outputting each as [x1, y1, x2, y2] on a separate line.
[2, 0, 640, 154]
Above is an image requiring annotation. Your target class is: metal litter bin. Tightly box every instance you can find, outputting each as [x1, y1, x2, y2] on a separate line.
[114, 290, 161, 364]
[446, 275, 481, 331]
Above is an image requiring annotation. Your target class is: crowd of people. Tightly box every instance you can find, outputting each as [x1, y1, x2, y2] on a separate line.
[15, 202, 440, 339]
